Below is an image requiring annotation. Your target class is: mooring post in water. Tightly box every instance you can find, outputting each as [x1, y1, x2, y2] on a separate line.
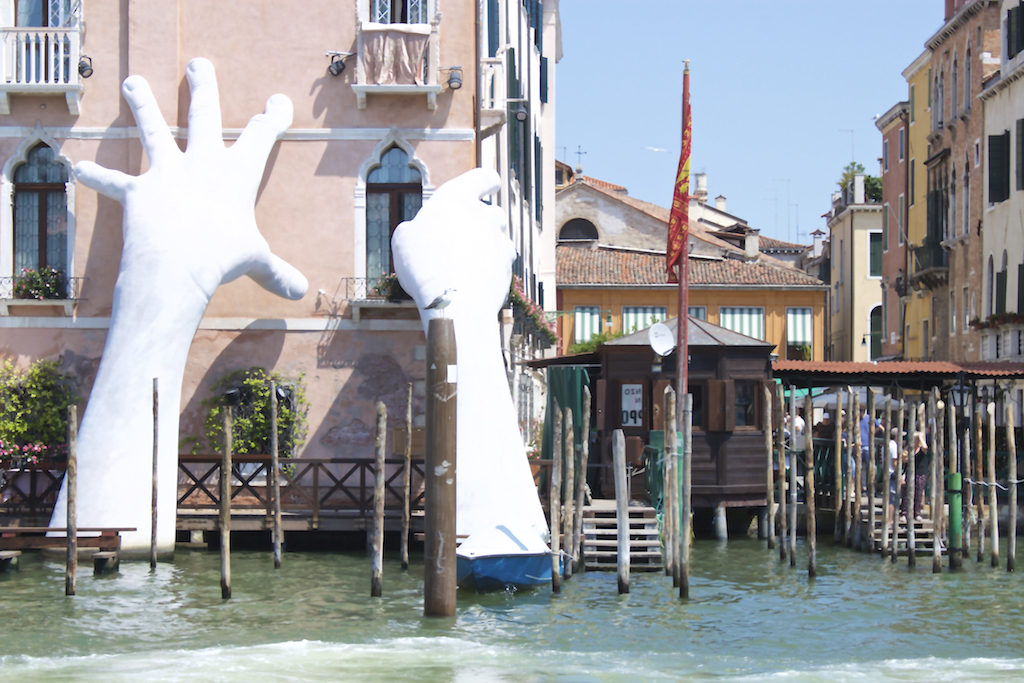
[573, 386, 592, 574]
[612, 429, 629, 594]
[851, 391, 862, 550]
[764, 384, 776, 550]
[787, 384, 796, 565]
[947, 399, 963, 570]
[834, 391, 844, 543]
[562, 406, 575, 580]
[220, 407, 232, 600]
[867, 390, 877, 554]
[270, 382, 283, 570]
[892, 397, 905, 564]
[975, 400, 985, 562]
[401, 382, 412, 571]
[151, 377, 158, 570]
[664, 386, 677, 581]
[65, 405, 77, 597]
[932, 394, 943, 574]
[550, 406, 562, 594]
[906, 402, 918, 569]
[987, 401, 999, 568]
[845, 389, 855, 546]
[1006, 401, 1017, 573]
[776, 383, 787, 563]
[804, 393, 816, 577]
[881, 392, 892, 556]
[680, 392, 693, 599]
[371, 401, 387, 598]
[424, 318, 456, 617]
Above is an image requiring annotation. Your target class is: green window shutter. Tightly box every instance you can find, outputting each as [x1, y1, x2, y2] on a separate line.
[996, 269, 1007, 315]
[882, 203, 889, 250]
[869, 232, 883, 277]
[989, 131, 1011, 204]
[1016, 119, 1024, 192]
[487, 0, 499, 58]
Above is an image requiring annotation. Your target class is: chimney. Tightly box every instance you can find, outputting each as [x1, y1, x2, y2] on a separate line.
[715, 194, 727, 212]
[694, 173, 708, 203]
[853, 174, 865, 204]
[744, 228, 760, 259]
[811, 229, 825, 258]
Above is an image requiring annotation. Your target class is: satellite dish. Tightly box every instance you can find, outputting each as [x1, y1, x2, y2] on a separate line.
[648, 322, 676, 357]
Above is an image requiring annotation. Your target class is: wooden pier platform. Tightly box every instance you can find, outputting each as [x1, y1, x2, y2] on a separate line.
[581, 499, 663, 571]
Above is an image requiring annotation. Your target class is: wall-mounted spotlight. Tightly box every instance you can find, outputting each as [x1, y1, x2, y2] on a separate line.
[507, 97, 529, 122]
[325, 50, 356, 77]
[78, 55, 93, 79]
[444, 65, 462, 90]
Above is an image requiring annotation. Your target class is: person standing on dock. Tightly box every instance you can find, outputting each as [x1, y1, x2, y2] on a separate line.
[900, 432, 928, 522]
[886, 428, 900, 525]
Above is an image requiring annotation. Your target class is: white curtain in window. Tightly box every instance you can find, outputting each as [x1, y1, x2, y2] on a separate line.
[719, 306, 765, 340]
[688, 306, 706, 320]
[622, 306, 666, 333]
[785, 307, 812, 345]
[361, 23, 430, 85]
[574, 306, 601, 344]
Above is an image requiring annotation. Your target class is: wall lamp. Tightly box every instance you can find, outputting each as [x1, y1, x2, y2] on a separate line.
[77, 55, 93, 79]
[444, 65, 462, 90]
[326, 50, 355, 77]
[506, 97, 529, 122]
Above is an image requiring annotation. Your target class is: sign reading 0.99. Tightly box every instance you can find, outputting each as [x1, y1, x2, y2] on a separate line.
[621, 383, 643, 427]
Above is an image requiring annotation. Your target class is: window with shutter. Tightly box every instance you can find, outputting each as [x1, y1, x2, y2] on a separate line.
[989, 131, 1011, 204]
[1016, 119, 1024, 192]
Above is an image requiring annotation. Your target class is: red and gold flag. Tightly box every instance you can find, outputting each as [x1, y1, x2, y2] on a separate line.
[666, 99, 690, 283]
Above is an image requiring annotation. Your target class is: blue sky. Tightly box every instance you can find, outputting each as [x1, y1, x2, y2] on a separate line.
[554, 0, 944, 245]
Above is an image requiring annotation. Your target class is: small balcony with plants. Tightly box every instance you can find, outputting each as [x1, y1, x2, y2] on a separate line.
[0, 266, 84, 315]
[909, 237, 948, 291]
[0, 13, 86, 115]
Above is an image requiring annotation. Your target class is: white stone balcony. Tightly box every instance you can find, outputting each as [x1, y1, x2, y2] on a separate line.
[0, 26, 83, 115]
[352, 17, 441, 110]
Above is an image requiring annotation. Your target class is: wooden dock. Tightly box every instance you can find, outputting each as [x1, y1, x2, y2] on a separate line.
[581, 499, 663, 571]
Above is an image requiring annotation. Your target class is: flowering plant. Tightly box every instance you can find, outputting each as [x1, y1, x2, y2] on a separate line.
[13, 266, 68, 300]
[970, 312, 1024, 330]
[509, 275, 558, 345]
[0, 439, 67, 467]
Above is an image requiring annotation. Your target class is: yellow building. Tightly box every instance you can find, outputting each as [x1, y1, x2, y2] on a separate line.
[901, 50, 932, 361]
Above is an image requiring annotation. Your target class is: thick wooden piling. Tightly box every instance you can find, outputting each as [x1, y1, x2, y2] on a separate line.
[220, 407, 232, 600]
[401, 382, 412, 571]
[424, 318, 457, 617]
[680, 393, 693, 599]
[270, 382, 283, 570]
[371, 401, 387, 597]
[613, 429, 629, 594]
[788, 385, 797, 566]
[573, 386, 592, 573]
[881, 393, 892, 556]
[891, 398, 905, 564]
[963, 403, 973, 558]
[562, 406, 575, 580]
[1007, 402, 1017, 573]
[776, 383, 788, 562]
[845, 389, 855, 546]
[906, 403, 918, 569]
[975, 400, 985, 562]
[804, 393, 816, 577]
[764, 384, 776, 550]
[948, 399, 963, 570]
[852, 391, 862, 550]
[987, 401, 999, 568]
[65, 405, 77, 597]
[550, 407, 562, 594]
[834, 391, 844, 543]
[151, 377, 158, 569]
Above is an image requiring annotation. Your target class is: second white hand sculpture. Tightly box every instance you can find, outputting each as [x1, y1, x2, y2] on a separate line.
[49, 58, 307, 555]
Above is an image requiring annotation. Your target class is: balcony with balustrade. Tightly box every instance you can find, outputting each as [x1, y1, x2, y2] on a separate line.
[910, 237, 948, 291]
[0, 24, 84, 115]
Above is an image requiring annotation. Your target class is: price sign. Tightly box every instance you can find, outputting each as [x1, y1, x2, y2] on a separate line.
[621, 383, 643, 427]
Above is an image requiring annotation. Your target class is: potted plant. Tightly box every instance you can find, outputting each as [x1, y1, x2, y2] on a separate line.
[12, 267, 68, 300]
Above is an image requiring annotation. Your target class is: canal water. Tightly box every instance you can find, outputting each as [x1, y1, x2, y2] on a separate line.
[2, 538, 1023, 681]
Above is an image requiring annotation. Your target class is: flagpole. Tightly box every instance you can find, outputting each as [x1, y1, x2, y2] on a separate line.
[674, 60, 691, 599]
[675, 61, 689, 438]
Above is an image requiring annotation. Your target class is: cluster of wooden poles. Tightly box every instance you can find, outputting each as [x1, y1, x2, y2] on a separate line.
[766, 382, 1020, 575]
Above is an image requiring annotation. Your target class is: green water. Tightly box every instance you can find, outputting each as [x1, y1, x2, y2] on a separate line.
[2, 538, 1023, 680]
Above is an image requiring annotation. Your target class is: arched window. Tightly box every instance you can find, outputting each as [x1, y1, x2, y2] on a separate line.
[365, 146, 422, 280]
[13, 142, 68, 275]
[963, 46, 972, 113]
[987, 254, 995, 318]
[951, 56, 958, 117]
[869, 305, 882, 360]
[558, 218, 598, 242]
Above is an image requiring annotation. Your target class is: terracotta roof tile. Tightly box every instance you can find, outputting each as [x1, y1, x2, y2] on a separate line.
[557, 245, 826, 288]
[773, 360, 1024, 381]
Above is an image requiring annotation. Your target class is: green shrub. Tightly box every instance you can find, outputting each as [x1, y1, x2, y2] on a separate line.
[201, 367, 308, 457]
[13, 267, 68, 300]
[0, 358, 77, 464]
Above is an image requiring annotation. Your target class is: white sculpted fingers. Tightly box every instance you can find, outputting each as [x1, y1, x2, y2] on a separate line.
[122, 75, 178, 166]
[246, 251, 309, 300]
[427, 167, 500, 206]
[73, 161, 133, 203]
[185, 58, 224, 153]
[231, 93, 293, 183]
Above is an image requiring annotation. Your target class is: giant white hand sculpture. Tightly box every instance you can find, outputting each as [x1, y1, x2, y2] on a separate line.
[392, 169, 549, 547]
[49, 58, 307, 555]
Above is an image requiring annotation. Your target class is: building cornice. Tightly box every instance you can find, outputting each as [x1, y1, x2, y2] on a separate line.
[925, 0, 996, 50]
[0, 125, 475, 142]
[979, 60, 1024, 101]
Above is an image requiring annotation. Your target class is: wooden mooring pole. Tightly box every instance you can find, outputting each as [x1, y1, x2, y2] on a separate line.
[975, 400, 985, 562]
[562, 406, 575, 580]
[151, 377, 158, 569]
[401, 382, 412, 571]
[550, 407, 562, 594]
[804, 392, 816, 577]
[680, 392, 693, 599]
[764, 385, 776, 550]
[906, 402, 918, 568]
[573, 386, 592, 573]
[881, 392, 892, 556]
[613, 429, 629, 594]
[65, 405, 77, 597]
[776, 383, 787, 563]
[932, 393, 943, 574]
[424, 318, 456, 617]
[845, 389, 855, 546]
[1007, 401, 1017, 573]
[371, 401, 387, 597]
[948, 398, 963, 570]
[866, 390, 877, 554]
[788, 384, 797, 567]
[664, 386, 678, 584]
[852, 391, 862, 550]
[270, 382, 283, 570]
[987, 401, 999, 568]
[220, 407, 232, 600]
[891, 398, 905, 564]
[834, 390, 843, 543]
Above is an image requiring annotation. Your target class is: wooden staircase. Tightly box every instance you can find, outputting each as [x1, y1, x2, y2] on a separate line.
[855, 498, 942, 554]
[581, 500, 663, 571]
